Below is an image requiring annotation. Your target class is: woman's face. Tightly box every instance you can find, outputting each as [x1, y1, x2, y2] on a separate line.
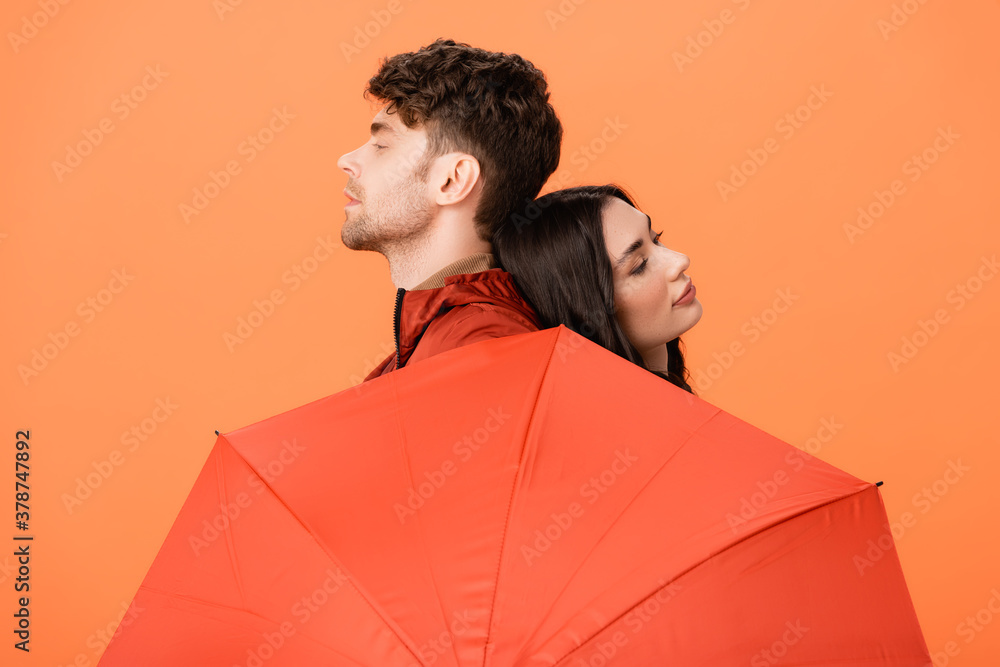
[602, 197, 702, 367]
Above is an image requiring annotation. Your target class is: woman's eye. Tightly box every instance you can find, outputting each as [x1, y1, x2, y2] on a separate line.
[629, 232, 663, 275]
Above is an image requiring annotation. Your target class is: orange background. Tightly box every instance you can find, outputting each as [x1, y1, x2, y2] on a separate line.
[2, 0, 998, 664]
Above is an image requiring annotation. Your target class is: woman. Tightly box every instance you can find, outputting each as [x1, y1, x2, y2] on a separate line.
[493, 184, 702, 393]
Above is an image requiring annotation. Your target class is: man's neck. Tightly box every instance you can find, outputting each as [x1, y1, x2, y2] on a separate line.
[410, 252, 498, 290]
[385, 218, 492, 289]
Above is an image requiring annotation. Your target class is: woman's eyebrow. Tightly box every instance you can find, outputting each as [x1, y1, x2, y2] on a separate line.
[614, 214, 654, 270]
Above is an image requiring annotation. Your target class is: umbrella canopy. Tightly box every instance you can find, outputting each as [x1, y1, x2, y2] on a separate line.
[98, 325, 930, 666]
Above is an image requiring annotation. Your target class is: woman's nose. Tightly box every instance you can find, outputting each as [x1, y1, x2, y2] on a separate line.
[663, 248, 690, 280]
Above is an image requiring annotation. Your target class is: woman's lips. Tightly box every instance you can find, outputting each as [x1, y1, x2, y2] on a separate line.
[673, 281, 696, 306]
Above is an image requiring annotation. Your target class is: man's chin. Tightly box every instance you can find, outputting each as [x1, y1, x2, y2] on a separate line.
[340, 223, 380, 252]
[339, 231, 365, 251]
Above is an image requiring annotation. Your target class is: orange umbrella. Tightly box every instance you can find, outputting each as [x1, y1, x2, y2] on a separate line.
[98, 325, 930, 665]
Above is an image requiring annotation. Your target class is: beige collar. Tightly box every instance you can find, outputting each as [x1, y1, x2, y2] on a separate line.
[411, 252, 499, 290]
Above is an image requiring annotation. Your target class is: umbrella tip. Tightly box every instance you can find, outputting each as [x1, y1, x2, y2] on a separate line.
[875, 480, 884, 487]
[215, 430, 220, 436]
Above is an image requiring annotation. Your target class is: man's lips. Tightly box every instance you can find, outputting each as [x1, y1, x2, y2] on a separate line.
[343, 189, 360, 206]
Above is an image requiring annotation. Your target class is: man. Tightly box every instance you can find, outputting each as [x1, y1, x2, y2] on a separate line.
[336, 38, 563, 382]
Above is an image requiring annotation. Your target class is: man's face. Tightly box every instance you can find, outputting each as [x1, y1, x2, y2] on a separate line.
[336, 106, 436, 252]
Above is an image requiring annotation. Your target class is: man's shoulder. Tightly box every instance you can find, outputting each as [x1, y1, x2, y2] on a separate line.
[407, 302, 539, 366]
[444, 301, 538, 334]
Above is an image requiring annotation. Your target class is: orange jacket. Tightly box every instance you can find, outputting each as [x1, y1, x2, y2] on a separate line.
[363, 261, 541, 382]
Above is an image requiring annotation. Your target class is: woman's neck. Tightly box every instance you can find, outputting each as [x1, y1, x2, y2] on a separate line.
[642, 343, 669, 373]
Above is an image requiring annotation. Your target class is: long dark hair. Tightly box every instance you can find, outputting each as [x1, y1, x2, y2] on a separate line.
[493, 184, 694, 393]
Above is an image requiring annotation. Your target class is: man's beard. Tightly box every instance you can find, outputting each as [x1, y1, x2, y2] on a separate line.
[341, 173, 434, 253]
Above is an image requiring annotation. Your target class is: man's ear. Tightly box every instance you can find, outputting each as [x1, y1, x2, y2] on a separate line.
[429, 153, 482, 207]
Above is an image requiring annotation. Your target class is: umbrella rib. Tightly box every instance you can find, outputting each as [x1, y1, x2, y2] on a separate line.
[219, 435, 427, 666]
[135, 585, 372, 665]
[215, 442, 249, 609]
[389, 370, 465, 667]
[510, 406, 723, 663]
[481, 332, 563, 666]
[550, 482, 879, 666]
[140, 583, 288, 625]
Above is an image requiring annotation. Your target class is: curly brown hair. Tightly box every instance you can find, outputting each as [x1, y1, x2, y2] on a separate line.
[364, 38, 563, 243]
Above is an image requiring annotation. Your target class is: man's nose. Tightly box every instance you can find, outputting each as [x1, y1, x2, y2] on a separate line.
[337, 148, 359, 177]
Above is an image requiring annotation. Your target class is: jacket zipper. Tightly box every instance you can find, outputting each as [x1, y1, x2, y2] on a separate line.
[392, 287, 405, 370]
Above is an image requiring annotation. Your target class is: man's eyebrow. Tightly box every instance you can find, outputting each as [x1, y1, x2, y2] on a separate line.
[613, 214, 654, 271]
[370, 121, 399, 138]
